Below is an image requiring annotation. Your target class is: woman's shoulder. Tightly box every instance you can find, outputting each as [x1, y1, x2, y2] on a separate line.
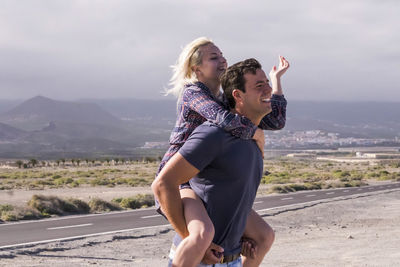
[183, 82, 210, 94]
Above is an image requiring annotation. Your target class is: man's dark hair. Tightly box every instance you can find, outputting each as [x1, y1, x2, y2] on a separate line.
[220, 58, 262, 109]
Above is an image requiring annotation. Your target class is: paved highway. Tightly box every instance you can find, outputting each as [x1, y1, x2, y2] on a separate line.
[1, 182, 399, 250]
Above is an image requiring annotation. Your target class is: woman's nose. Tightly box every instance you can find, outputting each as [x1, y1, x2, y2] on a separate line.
[221, 56, 227, 64]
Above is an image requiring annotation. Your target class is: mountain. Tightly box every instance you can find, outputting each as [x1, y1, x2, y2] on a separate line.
[87, 98, 400, 138]
[1, 96, 122, 131]
[1, 96, 399, 159]
[0, 96, 146, 158]
[285, 101, 400, 138]
[0, 99, 22, 114]
[80, 98, 177, 120]
[287, 101, 400, 125]
[0, 122, 26, 140]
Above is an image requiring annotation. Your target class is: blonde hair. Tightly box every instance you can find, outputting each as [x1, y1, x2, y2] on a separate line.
[165, 37, 213, 99]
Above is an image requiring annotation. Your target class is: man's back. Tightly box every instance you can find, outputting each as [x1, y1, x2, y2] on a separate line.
[178, 122, 263, 255]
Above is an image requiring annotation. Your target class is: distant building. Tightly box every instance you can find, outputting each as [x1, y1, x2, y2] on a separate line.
[286, 153, 315, 158]
[142, 142, 169, 149]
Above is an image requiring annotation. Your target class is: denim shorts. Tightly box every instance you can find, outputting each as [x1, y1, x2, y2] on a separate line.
[168, 246, 242, 267]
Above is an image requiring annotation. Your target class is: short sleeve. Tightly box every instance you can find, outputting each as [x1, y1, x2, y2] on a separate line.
[178, 124, 223, 171]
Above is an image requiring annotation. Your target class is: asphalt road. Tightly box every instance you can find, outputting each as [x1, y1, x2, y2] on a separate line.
[1, 182, 399, 250]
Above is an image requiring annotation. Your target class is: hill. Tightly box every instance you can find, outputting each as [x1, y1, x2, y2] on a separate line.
[0, 97, 146, 158]
[1, 96, 122, 131]
[0, 96, 399, 158]
[0, 122, 26, 140]
[88, 98, 400, 138]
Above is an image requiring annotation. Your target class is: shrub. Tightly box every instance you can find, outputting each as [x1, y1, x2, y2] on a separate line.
[88, 198, 121, 212]
[28, 195, 78, 215]
[54, 177, 74, 186]
[270, 182, 323, 193]
[90, 178, 114, 186]
[0, 204, 42, 221]
[261, 172, 291, 184]
[67, 198, 90, 213]
[114, 194, 154, 209]
[0, 204, 13, 213]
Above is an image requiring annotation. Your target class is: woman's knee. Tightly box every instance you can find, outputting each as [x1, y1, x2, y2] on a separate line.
[245, 212, 275, 249]
[188, 218, 214, 247]
[181, 189, 215, 248]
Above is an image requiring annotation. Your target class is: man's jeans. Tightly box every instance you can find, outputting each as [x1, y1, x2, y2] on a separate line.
[168, 247, 242, 267]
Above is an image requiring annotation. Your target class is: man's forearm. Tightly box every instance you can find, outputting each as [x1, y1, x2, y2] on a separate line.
[152, 179, 189, 239]
[151, 152, 200, 239]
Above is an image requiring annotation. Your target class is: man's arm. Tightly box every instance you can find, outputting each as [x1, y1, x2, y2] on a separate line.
[151, 152, 200, 239]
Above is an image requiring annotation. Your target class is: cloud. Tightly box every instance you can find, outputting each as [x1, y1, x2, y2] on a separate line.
[0, 0, 399, 101]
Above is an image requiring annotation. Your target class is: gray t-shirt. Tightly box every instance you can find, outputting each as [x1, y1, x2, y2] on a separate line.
[177, 122, 263, 256]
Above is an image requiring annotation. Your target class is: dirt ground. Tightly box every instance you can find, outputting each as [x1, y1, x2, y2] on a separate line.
[1, 188, 399, 266]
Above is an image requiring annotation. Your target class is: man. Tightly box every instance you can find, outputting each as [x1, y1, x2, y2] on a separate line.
[152, 58, 278, 266]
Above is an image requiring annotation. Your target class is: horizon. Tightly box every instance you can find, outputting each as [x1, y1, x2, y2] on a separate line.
[1, 95, 400, 104]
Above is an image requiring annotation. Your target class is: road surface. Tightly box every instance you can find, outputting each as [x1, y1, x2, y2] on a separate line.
[1, 182, 399, 250]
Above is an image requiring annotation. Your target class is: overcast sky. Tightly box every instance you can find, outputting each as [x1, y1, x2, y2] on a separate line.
[0, 0, 399, 102]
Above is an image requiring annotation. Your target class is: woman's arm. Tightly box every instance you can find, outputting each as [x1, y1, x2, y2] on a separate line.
[183, 85, 257, 139]
[259, 56, 289, 130]
[258, 94, 287, 130]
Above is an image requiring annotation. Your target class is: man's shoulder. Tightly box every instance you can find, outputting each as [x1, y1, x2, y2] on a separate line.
[192, 122, 227, 139]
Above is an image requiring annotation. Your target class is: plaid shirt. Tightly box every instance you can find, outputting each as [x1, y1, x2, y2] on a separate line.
[157, 81, 286, 174]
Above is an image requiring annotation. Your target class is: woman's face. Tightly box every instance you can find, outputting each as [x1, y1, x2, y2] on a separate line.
[194, 43, 227, 83]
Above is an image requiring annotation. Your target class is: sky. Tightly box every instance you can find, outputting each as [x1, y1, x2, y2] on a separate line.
[0, 0, 399, 102]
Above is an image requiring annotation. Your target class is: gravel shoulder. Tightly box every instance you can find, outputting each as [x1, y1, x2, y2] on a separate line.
[1, 189, 400, 266]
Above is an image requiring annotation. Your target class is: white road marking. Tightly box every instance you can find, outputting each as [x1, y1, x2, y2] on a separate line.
[281, 197, 293, 200]
[0, 224, 171, 250]
[344, 190, 349, 192]
[47, 223, 93, 230]
[141, 215, 162, 219]
[0, 208, 157, 227]
[306, 194, 316, 197]
[326, 192, 335, 195]
[253, 201, 263, 204]
[357, 188, 362, 191]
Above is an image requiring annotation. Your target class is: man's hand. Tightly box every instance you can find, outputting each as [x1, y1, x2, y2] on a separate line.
[202, 243, 224, 265]
[241, 238, 257, 259]
[253, 128, 265, 158]
[269, 56, 290, 95]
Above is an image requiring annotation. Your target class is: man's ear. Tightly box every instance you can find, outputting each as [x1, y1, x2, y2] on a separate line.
[232, 89, 243, 105]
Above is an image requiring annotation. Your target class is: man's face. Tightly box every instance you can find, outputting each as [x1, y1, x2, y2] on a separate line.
[240, 69, 273, 118]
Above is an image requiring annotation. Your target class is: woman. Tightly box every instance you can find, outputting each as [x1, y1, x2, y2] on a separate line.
[154, 37, 288, 266]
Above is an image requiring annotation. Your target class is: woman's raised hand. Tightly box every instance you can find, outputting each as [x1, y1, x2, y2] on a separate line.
[269, 56, 290, 95]
[269, 55, 290, 80]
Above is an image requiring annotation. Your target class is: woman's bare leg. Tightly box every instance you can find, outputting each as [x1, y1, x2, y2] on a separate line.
[171, 188, 214, 267]
[241, 209, 275, 267]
